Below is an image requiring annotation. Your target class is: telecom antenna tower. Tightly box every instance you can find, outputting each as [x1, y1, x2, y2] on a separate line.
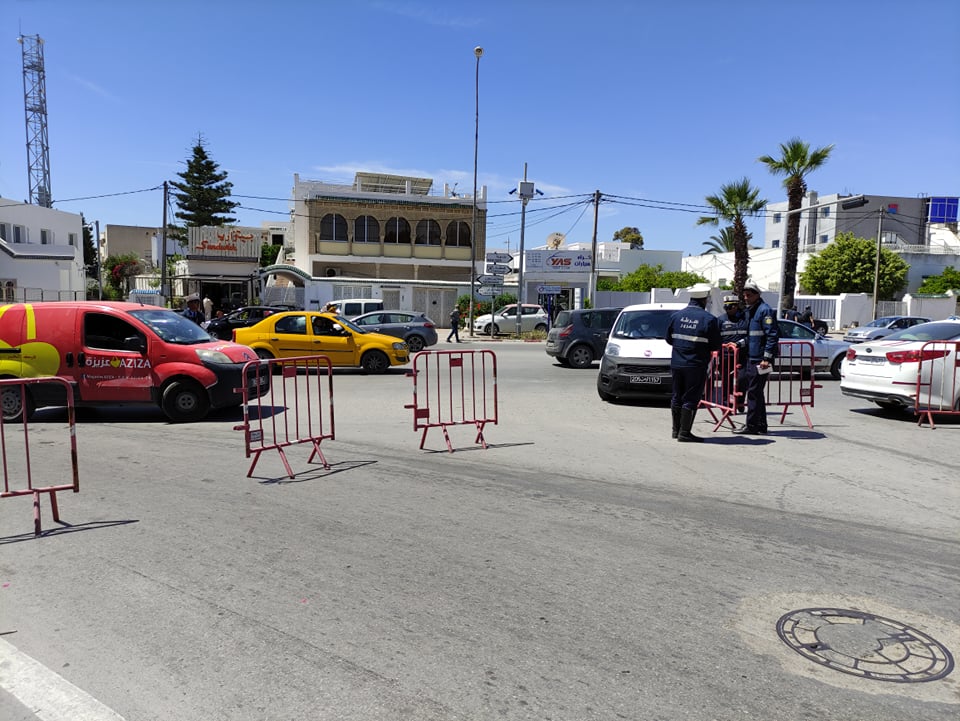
[18, 34, 52, 207]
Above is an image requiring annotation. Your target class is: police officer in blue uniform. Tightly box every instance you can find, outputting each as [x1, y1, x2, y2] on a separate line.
[182, 293, 205, 325]
[666, 283, 722, 442]
[734, 281, 779, 434]
[717, 294, 748, 409]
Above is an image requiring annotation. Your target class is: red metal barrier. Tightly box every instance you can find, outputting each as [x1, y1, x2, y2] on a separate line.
[914, 340, 960, 429]
[234, 355, 334, 478]
[0, 377, 79, 536]
[404, 349, 497, 452]
[767, 340, 818, 429]
[700, 343, 741, 431]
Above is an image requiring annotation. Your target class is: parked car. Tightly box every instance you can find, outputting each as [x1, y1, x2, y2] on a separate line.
[205, 305, 294, 340]
[842, 315, 932, 343]
[597, 303, 685, 401]
[545, 307, 623, 368]
[472, 304, 549, 335]
[840, 320, 960, 411]
[350, 311, 438, 352]
[232, 311, 410, 373]
[776, 319, 851, 380]
[326, 298, 384, 319]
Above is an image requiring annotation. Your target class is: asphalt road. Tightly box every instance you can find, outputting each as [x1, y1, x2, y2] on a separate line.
[1, 340, 958, 720]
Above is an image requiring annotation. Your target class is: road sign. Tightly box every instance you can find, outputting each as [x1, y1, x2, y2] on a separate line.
[475, 274, 504, 285]
[486, 263, 511, 275]
[476, 285, 501, 296]
[486, 252, 513, 264]
[537, 285, 562, 295]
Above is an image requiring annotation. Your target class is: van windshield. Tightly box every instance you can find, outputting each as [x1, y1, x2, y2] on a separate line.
[611, 309, 675, 339]
[130, 309, 217, 344]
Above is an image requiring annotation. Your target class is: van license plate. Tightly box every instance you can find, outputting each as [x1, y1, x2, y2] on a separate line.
[629, 375, 660, 384]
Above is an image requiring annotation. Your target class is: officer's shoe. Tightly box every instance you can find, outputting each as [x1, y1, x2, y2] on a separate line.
[677, 408, 703, 443]
[733, 425, 766, 435]
[671, 407, 682, 439]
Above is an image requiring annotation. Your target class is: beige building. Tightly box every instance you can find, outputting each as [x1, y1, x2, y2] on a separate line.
[290, 172, 487, 281]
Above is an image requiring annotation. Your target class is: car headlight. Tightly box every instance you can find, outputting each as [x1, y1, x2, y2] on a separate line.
[393, 342, 407, 351]
[195, 348, 233, 364]
[605, 343, 620, 357]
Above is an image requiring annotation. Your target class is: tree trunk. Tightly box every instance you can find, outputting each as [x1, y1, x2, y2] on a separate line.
[732, 217, 749, 296]
[782, 179, 806, 312]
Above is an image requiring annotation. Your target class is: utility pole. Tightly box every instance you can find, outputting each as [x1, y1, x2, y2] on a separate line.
[161, 181, 169, 305]
[588, 190, 601, 308]
[514, 163, 534, 337]
[468, 46, 483, 337]
[871, 207, 884, 321]
[94, 219, 102, 299]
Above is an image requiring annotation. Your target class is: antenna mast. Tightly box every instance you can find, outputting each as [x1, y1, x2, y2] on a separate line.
[19, 34, 52, 207]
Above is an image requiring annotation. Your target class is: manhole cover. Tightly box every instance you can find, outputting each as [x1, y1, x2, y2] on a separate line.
[776, 608, 954, 683]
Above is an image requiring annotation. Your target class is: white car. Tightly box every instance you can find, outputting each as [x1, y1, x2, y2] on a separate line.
[842, 315, 931, 343]
[472, 304, 548, 335]
[840, 320, 960, 411]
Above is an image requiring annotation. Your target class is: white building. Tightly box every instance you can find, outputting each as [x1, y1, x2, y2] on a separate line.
[0, 198, 86, 301]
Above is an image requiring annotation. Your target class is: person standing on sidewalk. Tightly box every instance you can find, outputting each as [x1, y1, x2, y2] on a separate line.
[665, 283, 722, 442]
[734, 281, 779, 435]
[446, 307, 462, 343]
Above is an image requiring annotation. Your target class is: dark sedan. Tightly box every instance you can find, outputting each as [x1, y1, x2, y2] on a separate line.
[350, 311, 438, 352]
[205, 306, 294, 340]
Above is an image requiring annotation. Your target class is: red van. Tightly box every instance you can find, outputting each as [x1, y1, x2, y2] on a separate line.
[0, 301, 267, 422]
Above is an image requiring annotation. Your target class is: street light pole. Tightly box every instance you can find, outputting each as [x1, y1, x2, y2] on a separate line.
[515, 163, 534, 337]
[468, 46, 483, 337]
[94, 219, 102, 299]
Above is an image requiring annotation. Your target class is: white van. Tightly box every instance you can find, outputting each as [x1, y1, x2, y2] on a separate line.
[328, 298, 384, 318]
[596, 302, 686, 402]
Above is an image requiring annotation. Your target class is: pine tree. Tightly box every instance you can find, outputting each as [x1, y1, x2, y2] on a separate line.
[169, 136, 239, 232]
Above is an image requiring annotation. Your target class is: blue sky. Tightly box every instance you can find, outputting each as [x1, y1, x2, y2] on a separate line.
[1, 0, 957, 257]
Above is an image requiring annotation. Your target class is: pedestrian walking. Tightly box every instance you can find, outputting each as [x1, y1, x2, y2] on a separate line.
[733, 281, 779, 435]
[799, 305, 815, 329]
[665, 283, 722, 442]
[447, 307, 462, 342]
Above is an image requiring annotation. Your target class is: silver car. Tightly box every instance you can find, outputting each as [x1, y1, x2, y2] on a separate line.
[843, 316, 931, 343]
[350, 310, 438, 352]
[777, 320, 851, 379]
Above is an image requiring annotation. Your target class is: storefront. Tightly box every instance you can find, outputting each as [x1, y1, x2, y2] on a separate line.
[175, 227, 265, 312]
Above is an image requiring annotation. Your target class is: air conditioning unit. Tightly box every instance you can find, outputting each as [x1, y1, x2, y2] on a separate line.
[324, 266, 341, 277]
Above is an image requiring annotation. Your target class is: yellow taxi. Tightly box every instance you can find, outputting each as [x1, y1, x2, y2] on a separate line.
[232, 311, 410, 373]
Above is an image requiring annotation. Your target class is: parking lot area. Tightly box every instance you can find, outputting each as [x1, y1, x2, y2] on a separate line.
[2, 342, 958, 721]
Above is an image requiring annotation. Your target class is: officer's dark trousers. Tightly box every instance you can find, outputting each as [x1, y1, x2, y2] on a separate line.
[739, 362, 769, 430]
[671, 366, 707, 411]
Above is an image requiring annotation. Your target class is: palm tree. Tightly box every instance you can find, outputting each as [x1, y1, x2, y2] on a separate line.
[758, 137, 834, 312]
[696, 178, 766, 296]
[702, 226, 743, 254]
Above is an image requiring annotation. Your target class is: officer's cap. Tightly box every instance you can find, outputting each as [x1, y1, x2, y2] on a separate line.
[742, 280, 761, 294]
[184, 293, 200, 303]
[723, 295, 740, 305]
[686, 283, 712, 299]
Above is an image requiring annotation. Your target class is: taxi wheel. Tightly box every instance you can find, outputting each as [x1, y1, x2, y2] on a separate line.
[360, 350, 389, 374]
[161, 380, 210, 423]
[405, 335, 426, 353]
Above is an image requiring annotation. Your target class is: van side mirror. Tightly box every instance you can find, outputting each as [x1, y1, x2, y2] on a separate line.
[124, 335, 146, 352]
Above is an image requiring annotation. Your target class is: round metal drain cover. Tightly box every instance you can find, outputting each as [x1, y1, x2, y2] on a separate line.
[777, 608, 954, 683]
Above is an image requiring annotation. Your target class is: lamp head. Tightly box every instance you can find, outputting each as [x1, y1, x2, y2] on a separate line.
[474, 46, 484, 58]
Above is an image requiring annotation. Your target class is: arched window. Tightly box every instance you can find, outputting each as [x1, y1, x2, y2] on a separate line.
[354, 216, 380, 243]
[446, 221, 471, 248]
[415, 219, 441, 245]
[384, 217, 411, 244]
[319, 214, 348, 241]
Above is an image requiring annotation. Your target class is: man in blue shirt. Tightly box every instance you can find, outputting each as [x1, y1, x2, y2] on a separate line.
[182, 293, 205, 325]
[717, 295, 747, 410]
[666, 283, 722, 442]
[734, 281, 779, 434]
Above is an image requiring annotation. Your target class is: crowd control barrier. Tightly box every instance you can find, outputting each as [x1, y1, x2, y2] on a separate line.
[234, 355, 334, 478]
[405, 349, 498, 452]
[766, 340, 818, 429]
[700, 343, 741, 431]
[0, 377, 79, 536]
[914, 340, 960, 429]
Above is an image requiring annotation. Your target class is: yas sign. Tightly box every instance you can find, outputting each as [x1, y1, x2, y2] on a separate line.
[525, 250, 592, 273]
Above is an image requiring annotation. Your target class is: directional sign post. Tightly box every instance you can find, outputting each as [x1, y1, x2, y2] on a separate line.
[476, 285, 501, 296]
[486, 263, 511, 275]
[475, 274, 505, 286]
[486, 252, 513, 264]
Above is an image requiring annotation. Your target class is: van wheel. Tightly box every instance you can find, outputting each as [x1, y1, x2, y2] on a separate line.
[161, 380, 210, 423]
[567, 344, 594, 369]
[360, 350, 389, 374]
[1, 384, 34, 422]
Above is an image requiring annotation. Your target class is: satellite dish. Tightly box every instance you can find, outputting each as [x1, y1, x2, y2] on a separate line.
[546, 232, 565, 249]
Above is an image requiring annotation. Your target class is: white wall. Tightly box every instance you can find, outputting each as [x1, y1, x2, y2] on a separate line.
[0, 200, 85, 294]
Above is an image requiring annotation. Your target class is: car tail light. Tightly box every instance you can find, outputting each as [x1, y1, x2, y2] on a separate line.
[423, 322, 435, 328]
[558, 324, 574, 338]
[845, 348, 857, 361]
[885, 348, 949, 364]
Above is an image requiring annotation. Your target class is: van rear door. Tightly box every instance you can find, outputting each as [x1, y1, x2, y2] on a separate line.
[76, 310, 153, 402]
